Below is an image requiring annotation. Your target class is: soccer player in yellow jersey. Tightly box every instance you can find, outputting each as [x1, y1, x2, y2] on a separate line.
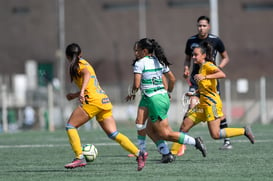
[171, 41, 255, 150]
[64, 43, 146, 171]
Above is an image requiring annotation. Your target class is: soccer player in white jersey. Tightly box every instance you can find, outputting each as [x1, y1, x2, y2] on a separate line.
[126, 38, 207, 162]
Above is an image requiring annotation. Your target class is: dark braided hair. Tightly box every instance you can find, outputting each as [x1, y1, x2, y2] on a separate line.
[133, 38, 171, 66]
[65, 43, 81, 82]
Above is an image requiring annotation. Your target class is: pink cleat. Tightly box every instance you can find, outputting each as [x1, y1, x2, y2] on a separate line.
[64, 158, 87, 169]
[136, 151, 148, 171]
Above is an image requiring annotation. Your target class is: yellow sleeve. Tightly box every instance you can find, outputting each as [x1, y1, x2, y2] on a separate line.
[206, 63, 218, 74]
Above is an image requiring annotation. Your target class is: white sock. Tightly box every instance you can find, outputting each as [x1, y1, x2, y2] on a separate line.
[183, 135, 196, 146]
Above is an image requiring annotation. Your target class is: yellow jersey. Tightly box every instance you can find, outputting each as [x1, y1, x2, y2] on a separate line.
[73, 59, 112, 110]
[198, 62, 222, 106]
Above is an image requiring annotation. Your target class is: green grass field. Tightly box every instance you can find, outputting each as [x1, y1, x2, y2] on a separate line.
[0, 123, 272, 181]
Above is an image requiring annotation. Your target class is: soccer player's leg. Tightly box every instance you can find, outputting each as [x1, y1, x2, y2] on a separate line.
[171, 140, 186, 156]
[109, 131, 139, 156]
[155, 140, 176, 163]
[134, 106, 149, 155]
[108, 130, 147, 171]
[176, 117, 207, 157]
[171, 107, 198, 156]
[217, 82, 233, 150]
[66, 124, 84, 159]
[219, 117, 233, 150]
[220, 127, 255, 144]
[207, 115, 255, 144]
[64, 106, 90, 169]
[99, 112, 147, 171]
[128, 127, 147, 157]
[128, 131, 146, 157]
[136, 125, 147, 152]
[145, 122, 175, 163]
[172, 84, 199, 156]
[152, 114, 206, 157]
[65, 124, 87, 169]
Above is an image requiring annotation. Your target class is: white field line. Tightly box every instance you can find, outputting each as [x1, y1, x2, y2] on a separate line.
[0, 139, 272, 149]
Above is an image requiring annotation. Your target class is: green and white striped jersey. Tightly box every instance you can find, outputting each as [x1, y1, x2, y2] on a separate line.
[133, 56, 170, 97]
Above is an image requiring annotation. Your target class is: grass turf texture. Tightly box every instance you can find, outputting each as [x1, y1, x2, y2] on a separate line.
[0, 123, 272, 181]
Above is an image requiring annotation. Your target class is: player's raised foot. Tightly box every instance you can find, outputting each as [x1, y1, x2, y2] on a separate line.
[219, 141, 233, 150]
[177, 144, 186, 156]
[128, 154, 135, 157]
[64, 158, 87, 169]
[161, 152, 175, 163]
[195, 137, 207, 157]
[136, 151, 148, 171]
[244, 126, 255, 144]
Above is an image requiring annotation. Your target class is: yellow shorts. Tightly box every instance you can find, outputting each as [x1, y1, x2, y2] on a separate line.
[81, 104, 112, 122]
[187, 103, 224, 124]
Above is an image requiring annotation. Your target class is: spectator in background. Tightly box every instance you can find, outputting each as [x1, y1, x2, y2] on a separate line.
[23, 106, 35, 129]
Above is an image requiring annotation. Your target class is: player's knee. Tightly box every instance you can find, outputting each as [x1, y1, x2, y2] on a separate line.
[211, 132, 220, 140]
[65, 123, 76, 130]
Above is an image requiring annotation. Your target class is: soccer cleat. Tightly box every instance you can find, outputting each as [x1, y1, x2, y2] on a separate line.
[244, 126, 255, 144]
[136, 151, 148, 171]
[195, 137, 207, 157]
[64, 158, 87, 169]
[161, 152, 176, 163]
[177, 144, 187, 156]
[219, 141, 233, 150]
[128, 154, 135, 157]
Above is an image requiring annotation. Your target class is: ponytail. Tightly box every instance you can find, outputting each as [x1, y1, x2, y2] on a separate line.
[200, 41, 214, 64]
[69, 54, 80, 82]
[151, 39, 171, 66]
[136, 38, 172, 66]
[65, 43, 81, 82]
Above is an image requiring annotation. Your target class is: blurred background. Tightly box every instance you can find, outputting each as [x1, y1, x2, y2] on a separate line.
[0, 0, 272, 133]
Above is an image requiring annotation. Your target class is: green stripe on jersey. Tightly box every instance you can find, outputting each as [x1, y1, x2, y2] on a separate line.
[141, 79, 163, 85]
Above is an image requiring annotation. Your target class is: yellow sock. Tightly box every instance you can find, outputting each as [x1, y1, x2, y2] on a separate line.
[224, 128, 245, 138]
[171, 142, 182, 155]
[66, 128, 83, 159]
[115, 133, 139, 156]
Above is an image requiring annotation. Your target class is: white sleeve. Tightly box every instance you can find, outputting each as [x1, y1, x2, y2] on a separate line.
[162, 65, 170, 73]
[133, 60, 144, 74]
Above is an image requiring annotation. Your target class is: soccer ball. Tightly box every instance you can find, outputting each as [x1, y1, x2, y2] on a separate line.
[82, 144, 98, 162]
